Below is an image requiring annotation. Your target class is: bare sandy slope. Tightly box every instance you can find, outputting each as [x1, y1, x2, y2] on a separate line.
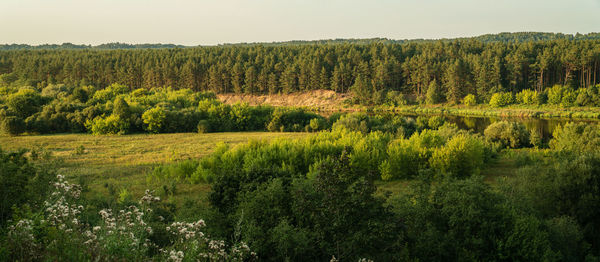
[217, 90, 351, 110]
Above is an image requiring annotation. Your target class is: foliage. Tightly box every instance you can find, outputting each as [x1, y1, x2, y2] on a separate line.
[429, 134, 486, 178]
[392, 177, 557, 261]
[87, 114, 130, 135]
[142, 106, 167, 133]
[549, 122, 600, 153]
[0, 148, 55, 225]
[489, 92, 514, 107]
[516, 89, 539, 105]
[484, 121, 530, 148]
[462, 94, 477, 106]
[426, 81, 443, 104]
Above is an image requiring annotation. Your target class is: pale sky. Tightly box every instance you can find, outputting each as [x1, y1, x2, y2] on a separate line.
[1, 0, 599, 46]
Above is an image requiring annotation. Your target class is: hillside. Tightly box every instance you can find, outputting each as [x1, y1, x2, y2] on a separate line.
[217, 90, 352, 110]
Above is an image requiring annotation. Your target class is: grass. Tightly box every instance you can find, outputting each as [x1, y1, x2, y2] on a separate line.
[0, 132, 309, 207]
[1, 131, 534, 210]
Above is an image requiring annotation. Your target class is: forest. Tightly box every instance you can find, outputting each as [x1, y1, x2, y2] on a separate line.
[1, 32, 600, 106]
[1, 32, 600, 261]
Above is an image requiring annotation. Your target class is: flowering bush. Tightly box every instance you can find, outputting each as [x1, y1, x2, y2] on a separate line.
[4, 176, 254, 261]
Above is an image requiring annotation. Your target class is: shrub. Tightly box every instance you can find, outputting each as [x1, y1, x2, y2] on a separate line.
[427, 116, 445, 130]
[142, 106, 167, 133]
[0, 116, 26, 135]
[385, 91, 408, 106]
[516, 89, 538, 105]
[87, 115, 130, 135]
[489, 92, 514, 107]
[575, 85, 600, 106]
[483, 121, 530, 148]
[6, 88, 45, 118]
[547, 85, 565, 105]
[0, 148, 55, 225]
[197, 119, 210, 133]
[530, 130, 543, 148]
[430, 134, 486, 178]
[561, 89, 577, 107]
[463, 94, 477, 106]
[380, 139, 422, 180]
[549, 122, 600, 153]
[267, 108, 320, 132]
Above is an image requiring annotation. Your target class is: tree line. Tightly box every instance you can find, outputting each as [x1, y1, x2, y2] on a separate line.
[1, 34, 600, 105]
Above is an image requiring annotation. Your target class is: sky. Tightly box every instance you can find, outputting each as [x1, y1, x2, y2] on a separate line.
[1, 0, 599, 46]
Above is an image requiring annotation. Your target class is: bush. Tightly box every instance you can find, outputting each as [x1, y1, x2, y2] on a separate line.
[0, 148, 55, 225]
[427, 116, 445, 129]
[0, 116, 26, 136]
[142, 106, 167, 133]
[380, 129, 444, 180]
[463, 94, 477, 106]
[516, 89, 539, 105]
[483, 121, 530, 148]
[385, 91, 408, 106]
[549, 122, 600, 153]
[380, 139, 423, 180]
[6, 89, 45, 118]
[561, 89, 577, 107]
[197, 119, 210, 133]
[267, 107, 321, 132]
[430, 134, 486, 178]
[489, 92, 514, 107]
[547, 85, 565, 105]
[87, 115, 130, 135]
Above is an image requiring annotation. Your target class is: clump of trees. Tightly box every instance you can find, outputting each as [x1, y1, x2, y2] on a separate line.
[0, 84, 329, 136]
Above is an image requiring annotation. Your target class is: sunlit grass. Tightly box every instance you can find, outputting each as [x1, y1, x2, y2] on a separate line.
[0, 132, 309, 207]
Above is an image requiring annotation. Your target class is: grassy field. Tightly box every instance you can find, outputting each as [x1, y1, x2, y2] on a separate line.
[1, 131, 526, 209]
[0, 132, 309, 206]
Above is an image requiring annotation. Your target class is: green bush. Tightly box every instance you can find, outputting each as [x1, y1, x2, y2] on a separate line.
[463, 94, 477, 106]
[393, 177, 556, 261]
[0, 116, 26, 136]
[549, 122, 600, 153]
[516, 89, 539, 105]
[197, 119, 210, 133]
[483, 121, 530, 148]
[86, 114, 130, 135]
[427, 116, 446, 129]
[489, 92, 514, 107]
[561, 89, 577, 107]
[430, 134, 486, 177]
[547, 85, 565, 105]
[0, 148, 55, 225]
[380, 129, 444, 180]
[6, 88, 45, 118]
[142, 106, 167, 133]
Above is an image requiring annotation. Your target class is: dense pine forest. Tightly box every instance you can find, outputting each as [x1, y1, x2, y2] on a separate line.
[1, 32, 600, 106]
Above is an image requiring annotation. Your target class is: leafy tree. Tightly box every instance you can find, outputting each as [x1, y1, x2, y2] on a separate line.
[142, 106, 167, 133]
[425, 81, 443, 104]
